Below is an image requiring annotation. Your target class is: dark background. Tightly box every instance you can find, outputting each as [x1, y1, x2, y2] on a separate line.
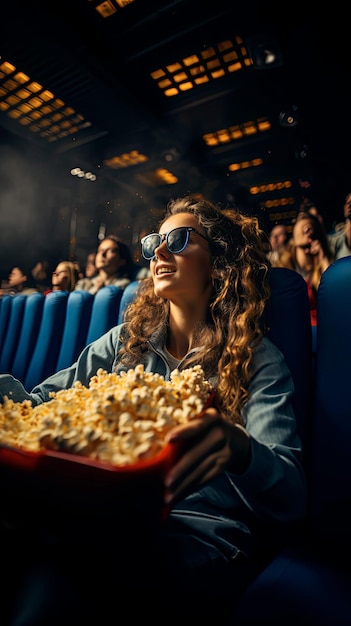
[1, 1, 350, 278]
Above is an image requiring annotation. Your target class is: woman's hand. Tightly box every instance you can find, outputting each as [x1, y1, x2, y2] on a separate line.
[163, 407, 251, 506]
[310, 239, 330, 271]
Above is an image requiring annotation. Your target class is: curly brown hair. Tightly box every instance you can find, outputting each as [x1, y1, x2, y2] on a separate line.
[119, 195, 271, 425]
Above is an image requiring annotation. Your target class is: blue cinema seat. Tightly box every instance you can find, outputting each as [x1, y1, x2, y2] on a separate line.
[24, 291, 69, 391]
[263, 267, 312, 448]
[117, 280, 141, 324]
[230, 258, 351, 624]
[310, 257, 351, 563]
[0, 294, 13, 354]
[10, 292, 45, 383]
[55, 290, 94, 371]
[0, 294, 26, 374]
[85, 285, 123, 345]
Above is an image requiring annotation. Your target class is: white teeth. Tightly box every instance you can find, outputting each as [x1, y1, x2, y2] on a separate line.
[157, 267, 174, 275]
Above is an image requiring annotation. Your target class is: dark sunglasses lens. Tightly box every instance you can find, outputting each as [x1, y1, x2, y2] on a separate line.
[167, 228, 188, 253]
[142, 234, 161, 259]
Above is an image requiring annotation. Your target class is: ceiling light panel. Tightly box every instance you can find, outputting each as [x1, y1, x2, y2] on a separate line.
[0, 58, 93, 144]
[150, 37, 252, 97]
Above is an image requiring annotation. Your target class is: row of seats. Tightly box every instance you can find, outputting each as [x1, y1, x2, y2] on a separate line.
[0, 283, 139, 390]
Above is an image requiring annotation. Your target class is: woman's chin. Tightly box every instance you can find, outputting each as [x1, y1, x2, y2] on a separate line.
[153, 280, 173, 298]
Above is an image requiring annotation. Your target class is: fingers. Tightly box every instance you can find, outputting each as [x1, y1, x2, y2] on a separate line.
[310, 239, 322, 256]
[165, 407, 219, 443]
[164, 410, 232, 505]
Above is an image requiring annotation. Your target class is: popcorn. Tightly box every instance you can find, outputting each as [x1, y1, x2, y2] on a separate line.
[0, 365, 213, 465]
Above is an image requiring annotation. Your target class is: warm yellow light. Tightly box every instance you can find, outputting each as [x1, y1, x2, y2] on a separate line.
[28, 82, 42, 93]
[151, 69, 165, 80]
[0, 61, 16, 74]
[95, 1, 117, 18]
[41, 90, 54, 102]
[174, 72, 187, 83]
[194, 76, 209, 85]
[4, 79, 17, 91]
[17, 89, 31, 99]
[164, 88, 179, 97]
[227, 62, 243, 72]
[183, 55, 200, 67]
[179, 82, 193, 91]
[18, 103, 32, 114]
[166, 62, 182, 73]
[14, 72, 30, 84]
[201, 48, 216, 60]
[6, 94, 19, 105]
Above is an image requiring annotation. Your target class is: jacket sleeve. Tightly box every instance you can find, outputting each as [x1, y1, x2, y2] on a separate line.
[226, 337, 307, 523]
[0, 326, 123, 406]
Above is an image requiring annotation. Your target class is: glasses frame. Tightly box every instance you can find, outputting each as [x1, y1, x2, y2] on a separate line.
[52, 270, 68, 276]
[141, 226, 210, 260]
[97, 246, 119, 256]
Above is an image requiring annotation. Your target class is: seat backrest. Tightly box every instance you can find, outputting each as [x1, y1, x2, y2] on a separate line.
[0, 294, 13, 354]
[24, 291, 69, 390]
[264, 268, 313, 451]
[117, 280, 140, 324]
[310, 257, 351, 560]
[11, 292, 45, 383]
[85, 285, 123, 345]
[55, 290, 94, 371]
[0, 294, 26, 373]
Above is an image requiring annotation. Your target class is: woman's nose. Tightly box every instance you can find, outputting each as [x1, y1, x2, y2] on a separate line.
[154, 241, 169, 258]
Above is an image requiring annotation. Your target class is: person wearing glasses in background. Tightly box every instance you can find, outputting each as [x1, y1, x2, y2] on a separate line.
[74, 235, 142, 294]
[327, 191, 351, 259]
[44, 260, 79, 295]
[0, 196, 306, 625]
[0, 265, 39, 297]
[276, 211, 333, 326]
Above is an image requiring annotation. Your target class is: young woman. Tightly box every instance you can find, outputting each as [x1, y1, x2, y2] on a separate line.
[277, 211, 333, 325]
[0, 196, 306, 625]
[74, 235, 141, 294]
[44, 260, 79, 294]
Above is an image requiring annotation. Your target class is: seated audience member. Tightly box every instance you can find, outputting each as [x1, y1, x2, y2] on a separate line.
[266, 223, 289, 266]
[328, 191, 351, 259]
[277, 211, 333, 325]
[84, 251, 98, 279]
[75, 235, 142, 294]
[31, 259, 52, 293]
[0, 195, 306, 625]
[44, 261, 80, 295]
[0, 281, 9, 298]
[3, 265, 39, 296]
[298, 199, 324, 224]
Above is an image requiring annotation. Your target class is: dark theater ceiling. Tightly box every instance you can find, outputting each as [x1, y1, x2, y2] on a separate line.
[1, 0, 350, 266]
